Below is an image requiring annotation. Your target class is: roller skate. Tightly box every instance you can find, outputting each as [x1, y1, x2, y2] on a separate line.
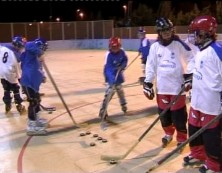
[27, 120, 47, 136]
[5, 104, 12, 114]
[162, 135, 173, 148]
[183, 155, 204, 167]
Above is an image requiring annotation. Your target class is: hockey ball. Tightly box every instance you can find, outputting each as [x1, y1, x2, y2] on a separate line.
[93, 134, 98, 137]
[102, 139, 108, 143]
[80, 132, 86, 136]
[90, 142, 96, 146]
[97, 137, 103, 140]
[48, 111, 52, 114]
[109, 159, 117, 164]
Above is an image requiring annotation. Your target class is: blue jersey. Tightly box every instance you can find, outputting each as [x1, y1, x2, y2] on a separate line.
[20, 41, 43, 92]
[104, 49, 128, 85]
[138, 37, 150, 63]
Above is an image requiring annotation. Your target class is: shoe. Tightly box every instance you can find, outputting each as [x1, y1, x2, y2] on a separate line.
[27, 120, 47, 136]
[162, 135, 173, 147]
[199, 164, 216, 173]
[121, 104, 127, 113]
[183, 155, 204, 166]
[16, 104, 26, 115]
[5, 104, 12, 113]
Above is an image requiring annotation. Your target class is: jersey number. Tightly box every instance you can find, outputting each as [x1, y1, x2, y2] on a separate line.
[2, 52, 8, 63]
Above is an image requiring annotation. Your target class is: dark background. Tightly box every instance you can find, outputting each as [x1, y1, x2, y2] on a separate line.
[0, 0, 216, 23]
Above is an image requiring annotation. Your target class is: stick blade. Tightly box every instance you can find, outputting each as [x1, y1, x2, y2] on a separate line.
[100, 121, 108, 131]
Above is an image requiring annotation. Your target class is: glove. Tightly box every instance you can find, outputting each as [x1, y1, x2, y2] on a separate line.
[143, 82, 154, 100]
[183, 73, 193, 92]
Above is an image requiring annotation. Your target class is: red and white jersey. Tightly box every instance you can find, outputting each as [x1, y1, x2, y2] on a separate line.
[191, 42, 222, 115]
[0, 45, 21, 83]
[145, 39, 194, 95]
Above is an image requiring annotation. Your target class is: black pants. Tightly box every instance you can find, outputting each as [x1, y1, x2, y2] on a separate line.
[1, 79, 23, 105]
[22, 86, 41, 121]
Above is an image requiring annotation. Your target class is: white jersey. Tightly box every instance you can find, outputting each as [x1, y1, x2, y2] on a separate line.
[145, 39, 194, 95]
[0, 45, 21, 83]
[191, 42, 222, 115]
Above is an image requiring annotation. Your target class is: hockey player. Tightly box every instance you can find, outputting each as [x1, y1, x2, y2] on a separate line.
[183, 15, 222, 173]
[143, 17, 194, 151]
[137, 27, 150, 84]
[20, 39, 48, 135]
[99, 37, 128, 119]
[0, 36, 26, 115]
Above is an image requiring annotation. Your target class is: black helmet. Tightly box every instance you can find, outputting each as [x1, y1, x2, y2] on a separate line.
[156, 17, 174, 32]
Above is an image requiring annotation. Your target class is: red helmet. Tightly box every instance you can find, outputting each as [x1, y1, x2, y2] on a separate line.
[188, 15, 217, 36]
[109, 37, 121, 48]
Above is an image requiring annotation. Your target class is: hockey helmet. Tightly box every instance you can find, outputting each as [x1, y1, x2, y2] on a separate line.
[156, 17, 174, 32]
[137, 27, 146, 39]
[109, 37, 121, 53]
[188, 15, 217, 47]
[12, 36, 26, 49]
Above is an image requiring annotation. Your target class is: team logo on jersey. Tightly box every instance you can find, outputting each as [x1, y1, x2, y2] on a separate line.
[161, 99, 169, 104]
[159, 60, 176, 68]
[193, 68, 202, 80]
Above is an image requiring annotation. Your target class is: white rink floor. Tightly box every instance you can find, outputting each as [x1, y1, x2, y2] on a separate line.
[0, 50, 201, 173]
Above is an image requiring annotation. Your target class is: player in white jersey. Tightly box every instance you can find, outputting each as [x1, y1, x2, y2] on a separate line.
[183, 15, 222, 173]
[0, 36, 26, 114]
[143, 17, 194, 150]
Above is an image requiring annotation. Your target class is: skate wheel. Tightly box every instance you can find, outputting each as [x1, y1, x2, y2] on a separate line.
[109, 159, 117, 164]
[90, 142, 96, 146]
[97, 137, 103, 140]
[80, 132, 86, 136]
[102, 139, 108, 143]
[93, 134, 98, 137]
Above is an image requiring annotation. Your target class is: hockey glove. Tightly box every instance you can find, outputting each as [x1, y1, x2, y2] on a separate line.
[143, 82, 154, 100]
[183, 73, 193, 92]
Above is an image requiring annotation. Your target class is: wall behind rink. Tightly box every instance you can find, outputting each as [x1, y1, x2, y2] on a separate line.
[48, 34, 222, 51]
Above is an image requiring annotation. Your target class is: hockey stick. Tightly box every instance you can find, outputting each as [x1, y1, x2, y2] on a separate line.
[42, 61, 80, 126]
[100, 68, 122, 131]
[146, 113, 222, 173]
[101, 86, 185, 161]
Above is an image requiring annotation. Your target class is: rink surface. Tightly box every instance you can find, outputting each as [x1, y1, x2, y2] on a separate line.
[0, 50, 200, 173]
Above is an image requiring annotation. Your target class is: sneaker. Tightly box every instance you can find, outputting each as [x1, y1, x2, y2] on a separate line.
[16, 104, 26, 115]
[162, 135, 173, 147]
[5, 104, 12, 113]
[183, 155, 204, 166]
[27, 120, 47, 136]
[199, 164, 215, 173]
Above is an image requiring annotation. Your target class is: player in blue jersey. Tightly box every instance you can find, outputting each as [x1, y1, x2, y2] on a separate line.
[20, 39, 48, 135]
[99, 37, 128, 119]
[137, 27, 150, 84]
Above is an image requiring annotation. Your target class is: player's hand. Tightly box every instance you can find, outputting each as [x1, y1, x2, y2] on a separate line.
[143, 82, 154, 100]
